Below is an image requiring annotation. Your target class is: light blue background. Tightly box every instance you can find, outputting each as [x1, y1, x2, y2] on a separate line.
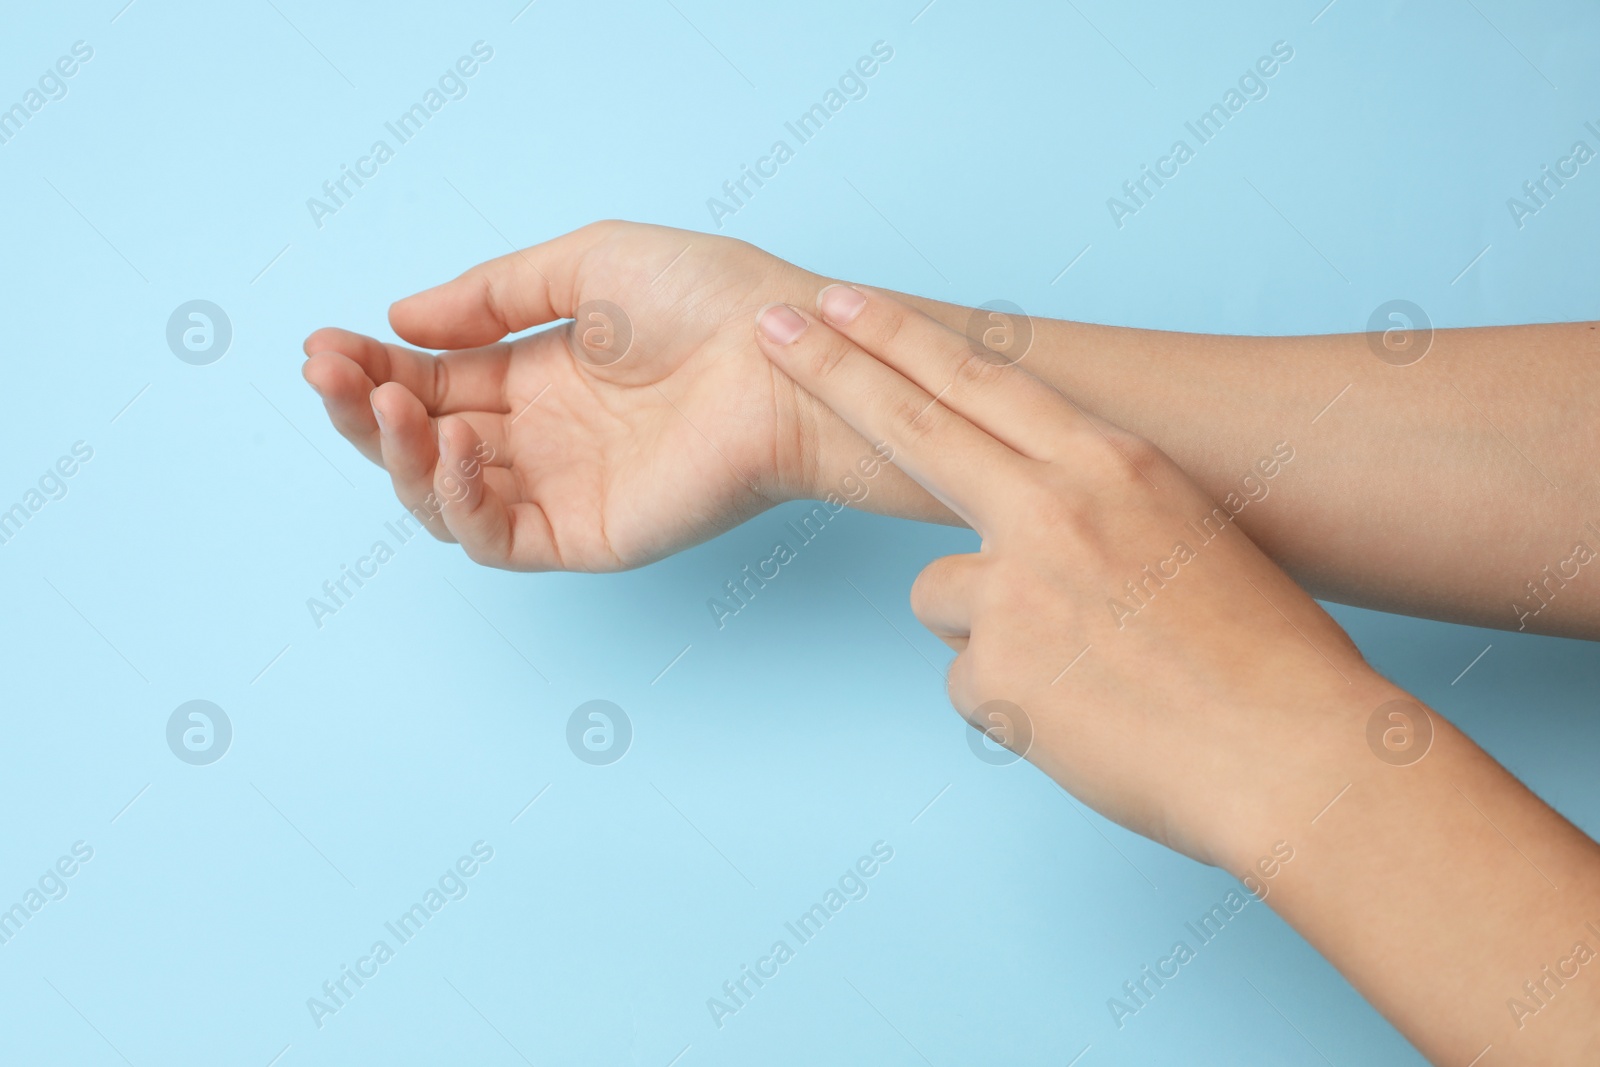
[1, 1, 1597, 1064]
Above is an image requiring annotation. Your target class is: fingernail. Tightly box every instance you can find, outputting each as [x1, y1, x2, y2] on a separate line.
[757, 303, 808, 345]
[818, 284, 866, 326]
[370, 393, 386, 431]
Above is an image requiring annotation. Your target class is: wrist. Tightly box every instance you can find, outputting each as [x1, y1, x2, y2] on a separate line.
[779, 386, 963, 525]
[1206, 672, 1422, 880]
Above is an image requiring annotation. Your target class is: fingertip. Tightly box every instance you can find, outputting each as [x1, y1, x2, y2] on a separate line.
[386, 295, 419, 341]
[369, 380, 418, 429]
[303, 350, 361, 395]
[755, 302, 810, 347]
[369, 378, 406, 407]
[302, 327, 339, 356]
[389, 284, 504, 350]
[436, 413, 481, 459]
[817, 284, 868, 327]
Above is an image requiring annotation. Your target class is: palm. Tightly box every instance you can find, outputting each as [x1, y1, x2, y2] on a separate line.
[495, 226, 813, 568]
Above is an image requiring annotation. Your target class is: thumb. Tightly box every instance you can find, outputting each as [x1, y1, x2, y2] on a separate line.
[388, 220, 620, 350]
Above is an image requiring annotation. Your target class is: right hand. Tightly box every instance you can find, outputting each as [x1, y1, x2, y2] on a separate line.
[751, 283, 1388, 870]
[301, 220, 949, 571]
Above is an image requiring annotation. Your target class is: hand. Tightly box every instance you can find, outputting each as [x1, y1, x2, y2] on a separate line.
[754, 285, 1600, 1063]
[751, 283, 1394, 869]
[301, 221, 947, 571]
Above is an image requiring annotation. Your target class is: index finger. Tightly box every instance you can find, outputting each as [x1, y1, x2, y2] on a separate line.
[813, 285, 1103, 462]
[753, 302, 1030, 530]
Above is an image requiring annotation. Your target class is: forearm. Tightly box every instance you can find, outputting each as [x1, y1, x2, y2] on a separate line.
[893, 294, 1600, 638]
[1230, 691, 1600, 1064]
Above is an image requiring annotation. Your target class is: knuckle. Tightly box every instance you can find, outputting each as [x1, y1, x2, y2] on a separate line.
[945, 652, 977, 714]
[478, 271, 515, 332]
[807, 334, 854, 382]
[1014, 478, 1099, 550]
[949, 642, 1006, 717]
[1118, 433, 1167, 480]
[886, 392, 938, 445]
[951, 346, 1006, 393]
[1088, 430, 1165, 488]
[431, 356, 449, 408]
[908, 561, 946, 623]
[863, 298, 915, 349]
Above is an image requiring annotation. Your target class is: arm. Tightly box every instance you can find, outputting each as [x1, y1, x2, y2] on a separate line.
[885, 295, 1600, 639]
[1261, 710, 1600, 1064]
[753, 284, 1600, 1064]
[302, 220, 1600, 637]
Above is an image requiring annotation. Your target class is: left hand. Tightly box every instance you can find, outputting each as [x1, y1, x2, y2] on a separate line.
[752, 285, 1402, 872]
[300, 222, 950, 572]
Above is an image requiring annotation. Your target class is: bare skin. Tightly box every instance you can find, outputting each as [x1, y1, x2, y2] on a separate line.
[303, 220, 1600, 637]
[911, 303, 1600, 640]
[749, 284, 1600, 1065]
